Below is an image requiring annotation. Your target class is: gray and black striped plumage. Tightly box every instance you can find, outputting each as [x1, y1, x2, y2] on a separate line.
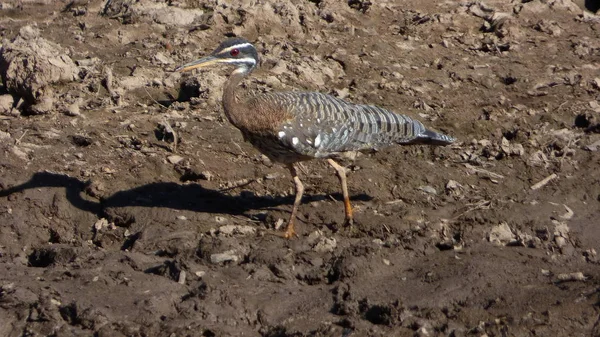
[247, 91, 454, 164]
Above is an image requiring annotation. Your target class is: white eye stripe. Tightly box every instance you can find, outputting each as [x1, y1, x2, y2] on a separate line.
[220, 43, 253, 54]
[221, 57, 256, 65]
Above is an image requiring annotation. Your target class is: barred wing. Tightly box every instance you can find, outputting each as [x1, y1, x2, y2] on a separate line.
[256, 91, 454, 158]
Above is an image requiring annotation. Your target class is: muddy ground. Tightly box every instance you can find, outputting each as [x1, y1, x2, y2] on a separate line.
[0, 0, 599, 336]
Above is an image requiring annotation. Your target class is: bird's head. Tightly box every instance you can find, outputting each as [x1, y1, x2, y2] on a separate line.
[175, 37, 259, 75]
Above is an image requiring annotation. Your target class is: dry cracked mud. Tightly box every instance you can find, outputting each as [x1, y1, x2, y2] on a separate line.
[1, 0, 600, 336]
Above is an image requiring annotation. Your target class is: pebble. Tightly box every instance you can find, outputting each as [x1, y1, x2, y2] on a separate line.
[167, 155, 184, 164]
[584, 140, 600, 152]
[64, 101, 81, 116]
[0, 94, 14, 115]
[218, 225, 256, 236]
[418, 185, 438, 195]
[312, 236, 337, 253]
[0, 130, 10, 140]
[556, 272, 586, 282]
[177, 270, 186, 285]
[488, 222, 516, 246]
[210, 250, 239, 264]
[94, 218, 109, 231]
[446, 180, 461, 190]
[200, 171, 214, 181]
[29, 96, 54, 115]
[11, 146, 29, 161]
[215, 216, 228, 224]
[554, 236, 567, 248]
[76, 57, 101, 67]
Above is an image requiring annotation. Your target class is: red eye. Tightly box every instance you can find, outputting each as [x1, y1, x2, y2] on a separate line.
[230, 49, 240, 56]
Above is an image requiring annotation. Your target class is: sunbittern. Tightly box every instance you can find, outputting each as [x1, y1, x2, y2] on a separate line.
[176, 37, 454, 238]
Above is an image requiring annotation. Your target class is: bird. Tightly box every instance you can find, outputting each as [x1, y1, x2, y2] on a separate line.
[175, 37, 455, 238]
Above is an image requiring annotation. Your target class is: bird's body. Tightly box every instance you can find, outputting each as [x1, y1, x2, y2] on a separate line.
[241, 91, 454, 162]
[176, 37, 454, 238]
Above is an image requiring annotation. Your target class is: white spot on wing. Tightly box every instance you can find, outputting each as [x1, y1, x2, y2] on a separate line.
[314, 134, 322, 147]
[278, 131, 286, 138]
[292, 137, 299, 145]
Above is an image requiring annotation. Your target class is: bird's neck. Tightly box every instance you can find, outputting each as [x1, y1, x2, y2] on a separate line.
[222, 68, 249, 128]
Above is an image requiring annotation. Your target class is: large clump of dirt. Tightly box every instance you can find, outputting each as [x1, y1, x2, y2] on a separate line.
[0, 25, 79, 111]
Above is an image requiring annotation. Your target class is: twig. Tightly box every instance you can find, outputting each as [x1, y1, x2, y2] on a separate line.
[559, 204, 574, 220]
[230, 214, 261, 223]
[218, 178, 257, 192]
[161, 118, 178, 151]
[143, 86, 169, 110]
[231, 141, 248, 157]
[531, 173, 558, 190]
[15, 130, 27, 145]
[453, 199, 491, 220]
[463, 163, 504, 180]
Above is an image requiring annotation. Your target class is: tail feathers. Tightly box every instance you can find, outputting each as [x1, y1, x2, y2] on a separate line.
[410, 129, 455, 146]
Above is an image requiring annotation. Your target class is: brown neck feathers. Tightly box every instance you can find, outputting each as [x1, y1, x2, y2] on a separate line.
[222, 70, 247, 128]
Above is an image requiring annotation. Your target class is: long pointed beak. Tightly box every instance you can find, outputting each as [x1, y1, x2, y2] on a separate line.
[175, 55, 220, 72]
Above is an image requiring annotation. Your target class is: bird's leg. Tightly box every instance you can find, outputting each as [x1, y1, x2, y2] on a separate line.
[327, 159, 353, 226]
[282, 163, 303, 239]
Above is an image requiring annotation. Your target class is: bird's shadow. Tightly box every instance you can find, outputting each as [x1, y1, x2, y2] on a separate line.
[0, 171, 372, 222]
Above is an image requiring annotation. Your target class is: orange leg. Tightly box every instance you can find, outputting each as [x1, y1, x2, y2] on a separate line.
[282, 163, 303, 239]
[327, 159, 354, 226]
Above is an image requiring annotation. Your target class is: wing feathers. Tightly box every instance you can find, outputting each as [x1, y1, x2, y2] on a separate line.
[255, 91, 453, 157]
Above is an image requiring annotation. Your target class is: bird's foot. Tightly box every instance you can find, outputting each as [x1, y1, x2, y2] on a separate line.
[282, 225, 298, 239]
[266, 222, 298, 239]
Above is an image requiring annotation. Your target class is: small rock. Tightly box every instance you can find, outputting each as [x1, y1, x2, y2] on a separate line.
[153, 52, 174, 65]
[479, 139, 492, 147]
[200, 171, 214, 181]
[11, 146, 29, 161]
[554, 236, 567, 248]
[489, 222, 516, 246]
[0, 130, 10, 140]
[383, 259, 390, 266]
[94, 218, 109, 231]
[210, 250, 239, 264]
[195, 270, 206, 278]
[556, 272, 586, 282]
[334, 88, 350, 99]
[151, 78, 162, 86]
[120, 75, 148, 91]
[553, 220, 570, 238]
[167, 155, 184, 164]
[510, 143, 525, 156]
[418, 185, 437, 195]
[584, 140, 600, 152]
[215, 216, 228, 224]
[312, 236, 337, 253]
[446, 180, 461, 190]
[177, 270, 186, 285]
[29, 96, 54, 115]
[176, 215, 187, 221]
[0, 94, 14, 115]
[218, 225, 256, 236]
[64, 101, 81, 116]
[76, 57, 101, 67]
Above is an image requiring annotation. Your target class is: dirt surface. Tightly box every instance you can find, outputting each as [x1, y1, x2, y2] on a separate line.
[1, 0, 600, 336]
